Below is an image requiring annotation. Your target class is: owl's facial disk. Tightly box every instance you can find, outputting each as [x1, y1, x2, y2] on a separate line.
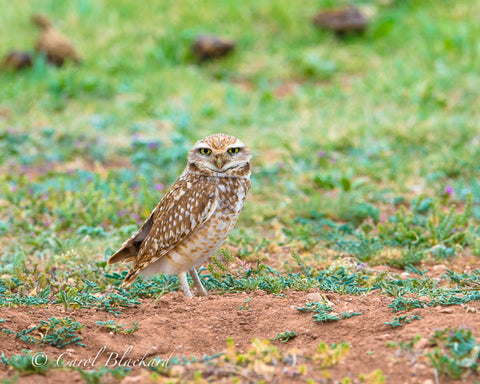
[188, 134, 251, 175]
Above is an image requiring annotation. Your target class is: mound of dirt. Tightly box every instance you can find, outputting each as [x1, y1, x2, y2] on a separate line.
[2, 289, 479, 383]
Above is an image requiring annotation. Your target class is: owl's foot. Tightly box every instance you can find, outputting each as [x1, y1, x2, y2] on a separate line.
[189, 268, 208, 296]
[179, 271, 193, 298]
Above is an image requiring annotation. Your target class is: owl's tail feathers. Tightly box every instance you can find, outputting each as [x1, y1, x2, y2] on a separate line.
[107, 244, 137, 265]
[107, 210, 155, 265]
[123, 269, 139, 286]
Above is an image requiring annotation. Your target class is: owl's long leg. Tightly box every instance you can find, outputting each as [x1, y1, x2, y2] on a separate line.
[189, 268, 208, 296]
[178, 272, 193, 298]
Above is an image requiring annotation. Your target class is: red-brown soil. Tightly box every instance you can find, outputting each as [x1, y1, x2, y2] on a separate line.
[1, 288, 479, 383]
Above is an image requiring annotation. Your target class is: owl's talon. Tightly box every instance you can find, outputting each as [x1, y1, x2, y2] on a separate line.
[190, 268, 208, 296]
[196, 286, 208, 296]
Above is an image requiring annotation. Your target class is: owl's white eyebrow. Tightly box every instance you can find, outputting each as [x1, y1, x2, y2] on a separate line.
[194, 144, 211, 149]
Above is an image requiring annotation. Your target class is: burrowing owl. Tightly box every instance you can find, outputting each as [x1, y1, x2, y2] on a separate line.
[108, 133, 251, 297]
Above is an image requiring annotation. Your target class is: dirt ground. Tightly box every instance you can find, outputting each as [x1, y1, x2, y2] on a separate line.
[1, 286, 479, 383]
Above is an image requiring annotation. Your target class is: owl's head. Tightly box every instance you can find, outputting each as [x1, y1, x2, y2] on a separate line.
[187, 133, 251, 177]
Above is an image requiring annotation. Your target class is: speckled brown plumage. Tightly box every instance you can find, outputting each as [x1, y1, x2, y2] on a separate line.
[108, 133, 251, 297]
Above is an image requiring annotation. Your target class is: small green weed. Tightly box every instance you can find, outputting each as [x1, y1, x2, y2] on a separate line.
[76, 366, 131, 384]
[340, 311, 362, 319]
[428, 327, 480, 379]
[384, 315, 422, 328]
[358, 369, 386, 384]
[378, 194, 473, 250]
[2, 317, 85, 348]
[313, 342, 350, 368]
[95, 320, 139, 335]
[0, 351, 54, 375]
[296, 301, 340, 322]
[271, 331, 297, 343]
[239, 297, 252, 310]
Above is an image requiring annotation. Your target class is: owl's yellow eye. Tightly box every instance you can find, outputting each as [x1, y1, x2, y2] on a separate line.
[227, 147, 241, 154]
[199, 148, 212, 155]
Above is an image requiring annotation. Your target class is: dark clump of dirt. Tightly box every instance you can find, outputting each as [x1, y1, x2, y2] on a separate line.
[192, 35, 235, 61]
[2, 51, 33, 71]
[2, 289, 480, 383]
[32, 13, 81, 67]
[313, 7, 368, 37]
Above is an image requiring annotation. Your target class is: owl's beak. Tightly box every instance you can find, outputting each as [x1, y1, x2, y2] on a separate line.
[215, 157, 226, 170]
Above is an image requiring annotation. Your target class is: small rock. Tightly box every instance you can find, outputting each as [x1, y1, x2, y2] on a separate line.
[306, 292, 334, 306]
[155, 345, 169, 354]
[418, 296, 430, 302]
[423, 380, 434, 384]
[312, 7, 368, 36]
[411, 309, 422, 316]
[2, 51, 33, 71]
[415, 338, 429, 350]
[375, 333, 391, 341]
[192, 35, 235, 61]
[465, 305, 477, 313]
[122, 376, 144, 384]
[306, 292, 323, 302]
[439, 308, 454, 314]
[433, 264, 447, 272]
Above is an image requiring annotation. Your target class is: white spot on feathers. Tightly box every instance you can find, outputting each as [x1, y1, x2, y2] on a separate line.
[175, 189, 186, 200]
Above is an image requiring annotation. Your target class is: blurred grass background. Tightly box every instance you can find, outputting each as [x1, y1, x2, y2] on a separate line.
[0, 0, 479, 275]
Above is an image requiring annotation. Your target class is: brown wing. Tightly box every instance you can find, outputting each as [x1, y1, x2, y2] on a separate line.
[107, 209, 156, 265]
[119, 175, 218, 284]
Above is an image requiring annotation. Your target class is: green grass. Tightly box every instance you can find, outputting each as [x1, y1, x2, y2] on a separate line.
[1, 0, 480, 380]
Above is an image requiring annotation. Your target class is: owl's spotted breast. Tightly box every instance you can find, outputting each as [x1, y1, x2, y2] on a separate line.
[216, 176, 250, 213]
[138, 175, 250, 277]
